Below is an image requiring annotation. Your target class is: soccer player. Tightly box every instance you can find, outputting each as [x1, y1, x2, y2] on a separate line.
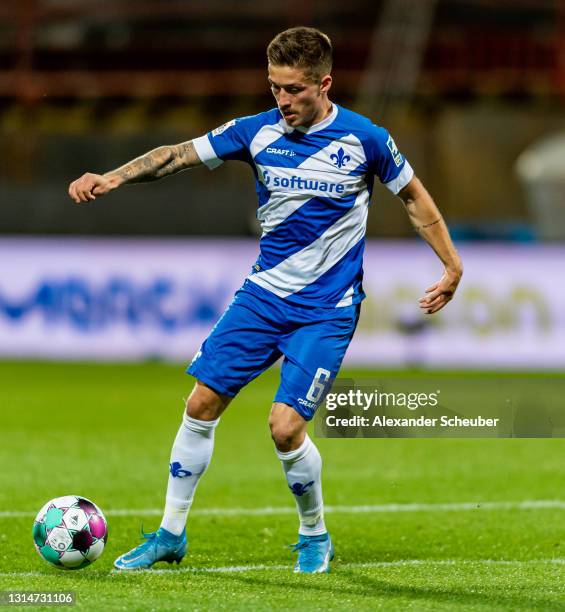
[68, 27, 462, 573]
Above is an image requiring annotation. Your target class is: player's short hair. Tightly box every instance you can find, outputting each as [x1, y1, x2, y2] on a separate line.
[267, 27, 333, 83]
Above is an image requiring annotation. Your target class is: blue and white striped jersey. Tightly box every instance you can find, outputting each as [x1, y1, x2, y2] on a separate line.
[193, 103, 413, 308]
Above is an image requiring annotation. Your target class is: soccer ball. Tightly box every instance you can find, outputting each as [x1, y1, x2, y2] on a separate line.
[32, 495, 108, 569]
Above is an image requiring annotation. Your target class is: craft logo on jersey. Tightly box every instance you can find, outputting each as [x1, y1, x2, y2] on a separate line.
[330, 147, 351, 169]
[265, 147, 296, 157]
[212, 119, 236, 137]
[386, 135, 403, 167]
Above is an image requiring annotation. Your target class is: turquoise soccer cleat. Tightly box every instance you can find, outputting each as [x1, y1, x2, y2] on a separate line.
[291, 532, 334, 573]
[113, 527, 187, 570]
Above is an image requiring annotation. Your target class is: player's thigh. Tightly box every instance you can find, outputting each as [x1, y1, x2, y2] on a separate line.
[187, 295, 283, 398]
[275, 305, 360, 420]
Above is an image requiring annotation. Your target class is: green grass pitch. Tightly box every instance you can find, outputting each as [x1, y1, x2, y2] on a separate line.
[0, 361, 563, 611]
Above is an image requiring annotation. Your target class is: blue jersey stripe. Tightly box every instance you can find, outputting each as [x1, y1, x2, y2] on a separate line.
[289, 238, 366, 304]
[256, 193, 358, 270]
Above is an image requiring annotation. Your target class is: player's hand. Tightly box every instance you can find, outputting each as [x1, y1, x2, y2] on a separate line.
[419, 268, 462, 314]
[68, 172, 119, 203]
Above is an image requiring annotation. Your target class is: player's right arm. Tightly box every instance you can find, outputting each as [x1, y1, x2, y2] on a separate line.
[68, 140, 202, 203]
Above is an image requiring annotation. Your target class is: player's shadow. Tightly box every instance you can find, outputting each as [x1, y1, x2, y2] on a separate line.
[199, 563, 561, 610]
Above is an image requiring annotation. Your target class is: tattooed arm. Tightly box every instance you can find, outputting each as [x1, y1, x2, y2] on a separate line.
[398, 175, 463, 314]
[68, 141, 201, 203]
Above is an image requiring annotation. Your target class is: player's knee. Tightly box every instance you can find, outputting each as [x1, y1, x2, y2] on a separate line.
[269, 422, 295, 451]
[185, 395, 213, 420]
[269, 405, 305, 452]
[185, 381, 229, 421]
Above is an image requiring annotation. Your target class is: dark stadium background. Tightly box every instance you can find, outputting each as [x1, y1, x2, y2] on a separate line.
[1, 0, 563, 239]
[1, 3, 564, 610]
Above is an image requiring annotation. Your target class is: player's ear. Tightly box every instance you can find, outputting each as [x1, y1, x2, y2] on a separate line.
[319, 74, 332, 95]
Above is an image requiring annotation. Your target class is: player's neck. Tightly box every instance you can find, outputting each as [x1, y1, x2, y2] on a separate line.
[305, 99, 333, 129]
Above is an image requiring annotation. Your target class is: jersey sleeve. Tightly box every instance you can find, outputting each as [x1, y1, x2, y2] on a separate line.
[192, 116, 253, 169]
[364, 125, 414, 194]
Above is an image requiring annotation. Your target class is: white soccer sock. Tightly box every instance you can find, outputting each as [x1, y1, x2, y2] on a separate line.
[160, 412, 219, 536]
[276, 434, 327, 536]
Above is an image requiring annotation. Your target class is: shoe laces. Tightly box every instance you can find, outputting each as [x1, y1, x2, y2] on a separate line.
[141, 526, 182, 548]
[138, 527, 158, 548]
[290, 539, 319, 566]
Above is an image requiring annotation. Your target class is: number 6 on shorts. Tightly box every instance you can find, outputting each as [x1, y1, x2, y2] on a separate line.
[305, 367, 332, 403]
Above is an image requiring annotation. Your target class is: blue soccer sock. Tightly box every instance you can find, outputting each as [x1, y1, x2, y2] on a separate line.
[160, 412, 219, 536]
[276, 434, 327, 536]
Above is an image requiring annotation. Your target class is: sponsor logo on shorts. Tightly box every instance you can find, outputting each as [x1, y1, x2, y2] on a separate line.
[298, 397, 318, 410]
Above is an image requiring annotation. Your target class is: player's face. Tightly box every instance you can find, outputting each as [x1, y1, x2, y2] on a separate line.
[268, 64, 332, 129]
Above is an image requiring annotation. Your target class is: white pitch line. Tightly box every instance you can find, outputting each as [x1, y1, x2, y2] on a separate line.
[0, 559, 564, 578]
[1, 499, 565, 519]
[126, 558, 565, 576]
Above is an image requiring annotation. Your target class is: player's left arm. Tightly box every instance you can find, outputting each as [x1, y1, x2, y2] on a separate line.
[398, 175, 463, 314]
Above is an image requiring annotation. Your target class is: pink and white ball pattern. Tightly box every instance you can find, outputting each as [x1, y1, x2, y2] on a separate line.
[33, 495, 108, 569]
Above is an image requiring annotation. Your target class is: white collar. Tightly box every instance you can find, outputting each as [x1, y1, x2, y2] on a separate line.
[283, 103, 338, 135]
